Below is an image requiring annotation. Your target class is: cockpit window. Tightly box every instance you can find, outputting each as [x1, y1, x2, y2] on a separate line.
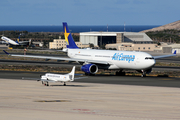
[145, 57, 154, 60]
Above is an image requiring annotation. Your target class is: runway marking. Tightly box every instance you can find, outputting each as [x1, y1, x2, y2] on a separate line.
[34, 100, 71, 102]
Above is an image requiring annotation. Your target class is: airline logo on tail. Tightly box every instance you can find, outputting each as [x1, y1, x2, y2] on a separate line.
[16, 36, 20, 44]
[63, 22, 79, 49]
[64, 27, 70, 45]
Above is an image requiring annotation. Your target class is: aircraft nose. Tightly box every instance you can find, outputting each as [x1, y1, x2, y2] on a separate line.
[146, 59, 156, 68]
[152, 59, 156, 66]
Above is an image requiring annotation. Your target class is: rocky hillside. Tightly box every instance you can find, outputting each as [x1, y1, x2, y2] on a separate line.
[141, 20, 180, 32]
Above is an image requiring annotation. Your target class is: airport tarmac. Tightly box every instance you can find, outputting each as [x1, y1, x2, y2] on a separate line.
[0, 59, 180, 72]
[1, 70, 180, 88]
[1, 78, 180, 120]
[1, 52, 180, 119]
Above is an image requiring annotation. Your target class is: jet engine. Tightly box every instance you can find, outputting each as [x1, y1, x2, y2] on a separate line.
[81, 64, 98, 75]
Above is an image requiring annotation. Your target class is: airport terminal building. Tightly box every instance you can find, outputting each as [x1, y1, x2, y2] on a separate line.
[80, 32, 153, 46]
[49, 37, 89, 49]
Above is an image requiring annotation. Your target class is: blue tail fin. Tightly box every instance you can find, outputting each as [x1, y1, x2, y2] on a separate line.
[16, 36, 20, 44]
[63, 22, 79, 49]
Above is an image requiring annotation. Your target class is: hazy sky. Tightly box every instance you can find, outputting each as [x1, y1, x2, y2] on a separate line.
[0, 0, 179, 26]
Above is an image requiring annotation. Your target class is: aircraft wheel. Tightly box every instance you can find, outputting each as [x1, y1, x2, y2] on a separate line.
[141, 73, 146, 77]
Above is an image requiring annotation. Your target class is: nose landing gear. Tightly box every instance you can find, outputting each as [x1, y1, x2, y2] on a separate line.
[43, 82, 49, 86]
[141, 68, 152, 77]
[141, 70, 146, 77]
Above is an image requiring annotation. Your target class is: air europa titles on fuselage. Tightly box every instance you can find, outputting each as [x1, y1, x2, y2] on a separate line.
[112, 53, 135, 63]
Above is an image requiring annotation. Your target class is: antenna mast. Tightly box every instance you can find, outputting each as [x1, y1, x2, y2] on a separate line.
[107, 24, 108, 32]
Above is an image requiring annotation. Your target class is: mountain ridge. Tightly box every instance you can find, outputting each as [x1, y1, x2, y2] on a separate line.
[141, 20, 180, 32]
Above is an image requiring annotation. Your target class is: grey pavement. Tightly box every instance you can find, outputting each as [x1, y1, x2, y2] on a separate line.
[1, 79, 180, 120]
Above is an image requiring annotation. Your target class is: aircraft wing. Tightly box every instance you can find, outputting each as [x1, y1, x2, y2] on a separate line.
[3, 50, 110, 65]
[74, 77, 88, 80]
[153, 50, 177, 59]
[18, 41, 29, 43]
[49, 48, 68, 52]
[22, 77, 55, 82]
[22, 77, 56, 82]
[22, 77, 40, 80]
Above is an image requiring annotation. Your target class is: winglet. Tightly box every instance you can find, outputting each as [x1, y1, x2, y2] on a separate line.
[3, 50, 10, 55]
[173, 50, 176, 54]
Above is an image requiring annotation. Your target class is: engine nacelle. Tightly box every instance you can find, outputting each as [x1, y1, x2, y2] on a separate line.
[81, 64, 98, 74]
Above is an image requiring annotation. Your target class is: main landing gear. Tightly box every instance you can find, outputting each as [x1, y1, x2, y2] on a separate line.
[63, 82, 66, 86]
[85, 73, 95, 76]
[41, 81, 67, 86]
[115, 70, 148, 77]
[42, 81, 49, 86]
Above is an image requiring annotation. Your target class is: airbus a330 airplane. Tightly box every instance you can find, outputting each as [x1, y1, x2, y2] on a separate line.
[3, 22, 177, 77]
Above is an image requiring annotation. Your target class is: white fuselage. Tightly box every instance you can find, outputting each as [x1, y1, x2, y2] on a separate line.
[1, 36, 19, 45]
[68, 49, 156, 70]
[41, 73, 73, 82]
